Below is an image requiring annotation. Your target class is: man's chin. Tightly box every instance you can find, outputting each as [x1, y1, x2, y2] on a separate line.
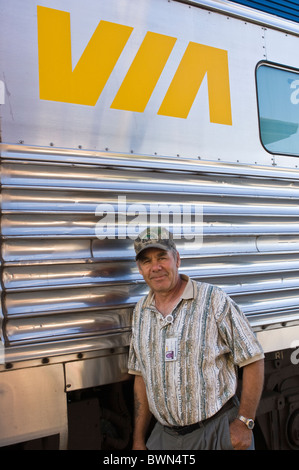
[150, 281, 170, 293]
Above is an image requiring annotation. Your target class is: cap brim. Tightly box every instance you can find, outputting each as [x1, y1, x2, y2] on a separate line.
[135, 243, 169, 260]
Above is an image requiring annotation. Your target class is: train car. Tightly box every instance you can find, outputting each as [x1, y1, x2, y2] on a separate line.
[1, 0, 299, 449]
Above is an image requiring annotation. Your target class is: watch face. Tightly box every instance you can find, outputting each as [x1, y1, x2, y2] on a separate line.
[248, 419, 255, 430]
[238, 415, 255, 429]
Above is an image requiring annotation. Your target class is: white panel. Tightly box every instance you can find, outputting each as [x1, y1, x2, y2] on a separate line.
[0, 0, 268, 164]
[0, 364, 68, 448]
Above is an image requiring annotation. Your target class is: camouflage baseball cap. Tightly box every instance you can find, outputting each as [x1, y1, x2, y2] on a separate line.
[134, 227, 176, 260]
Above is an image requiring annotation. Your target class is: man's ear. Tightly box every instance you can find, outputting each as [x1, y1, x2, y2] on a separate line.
[137, 261, 143, 275]
[176, 251, 181, 268]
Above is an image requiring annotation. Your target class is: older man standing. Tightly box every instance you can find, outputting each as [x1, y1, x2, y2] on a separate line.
[128, 227, 264, 450]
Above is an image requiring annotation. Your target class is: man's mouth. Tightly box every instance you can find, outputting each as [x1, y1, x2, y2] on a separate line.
[150, 274, 167, 281]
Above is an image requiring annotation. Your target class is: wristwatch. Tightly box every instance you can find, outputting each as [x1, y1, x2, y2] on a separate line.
[237, 415, 255, 430]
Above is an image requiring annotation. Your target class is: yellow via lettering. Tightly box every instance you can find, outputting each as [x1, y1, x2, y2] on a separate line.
[37, 6, 133, 105]
[37, 6, 232, 124]
[158, 42, 232, 125]
[111, 31, 176, 113]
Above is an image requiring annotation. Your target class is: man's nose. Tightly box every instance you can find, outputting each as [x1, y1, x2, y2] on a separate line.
[151, 260, 162, 271]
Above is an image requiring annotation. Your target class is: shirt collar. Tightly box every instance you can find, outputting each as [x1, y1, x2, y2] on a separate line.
[180, 274, 195, 300]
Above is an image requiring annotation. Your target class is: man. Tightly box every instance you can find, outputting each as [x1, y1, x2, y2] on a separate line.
[128, 227, 264, 450]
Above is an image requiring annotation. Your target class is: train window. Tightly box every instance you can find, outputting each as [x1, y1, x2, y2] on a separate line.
[256, 63, 299, 157]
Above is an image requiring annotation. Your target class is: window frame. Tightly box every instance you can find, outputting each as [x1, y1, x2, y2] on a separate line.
[256, 60, 299, 158]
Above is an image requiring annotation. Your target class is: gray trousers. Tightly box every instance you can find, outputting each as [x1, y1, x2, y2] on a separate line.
[146, 399, 254, 450]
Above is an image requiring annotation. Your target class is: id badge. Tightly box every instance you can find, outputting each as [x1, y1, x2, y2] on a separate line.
[165, 337, 178, 362]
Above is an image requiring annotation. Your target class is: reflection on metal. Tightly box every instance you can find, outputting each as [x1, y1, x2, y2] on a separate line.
[179, 0, 299, 35]
[65, 353, 130, 391]
[260, 118, 299, 145]
[227, 0, 299, 24]
[2, 144, 299, 365]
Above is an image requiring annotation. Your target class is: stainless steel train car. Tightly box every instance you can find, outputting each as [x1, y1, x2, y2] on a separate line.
[1, 0, 299, 449]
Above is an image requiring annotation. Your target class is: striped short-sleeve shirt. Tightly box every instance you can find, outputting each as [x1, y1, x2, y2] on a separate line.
[128, 275, 264, 427]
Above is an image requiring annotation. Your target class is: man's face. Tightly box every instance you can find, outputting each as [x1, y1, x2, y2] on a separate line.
[137, 247, 180, 294]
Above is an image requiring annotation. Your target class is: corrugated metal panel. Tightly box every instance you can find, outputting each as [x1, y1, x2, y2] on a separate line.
[2, 145, 299, 363]
[229, 0, 299, 23]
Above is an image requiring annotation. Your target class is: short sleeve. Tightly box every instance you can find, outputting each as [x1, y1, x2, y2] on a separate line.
[216, 290, 264, 367]
[127, 302, 143, 375]
[127, 337, 142, 375]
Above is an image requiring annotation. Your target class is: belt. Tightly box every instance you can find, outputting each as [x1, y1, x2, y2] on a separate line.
[164, 396, 237, 436]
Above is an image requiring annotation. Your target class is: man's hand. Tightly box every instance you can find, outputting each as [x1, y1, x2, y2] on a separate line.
[132, 375, 152, 450]
[230, 358, 264, 450]
[229, 418, 253, 450]
[132, 441, 148, 450]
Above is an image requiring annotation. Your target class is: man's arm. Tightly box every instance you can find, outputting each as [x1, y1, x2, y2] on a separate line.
[230, 358, 264, 450]
[132, 375, 153, 450]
